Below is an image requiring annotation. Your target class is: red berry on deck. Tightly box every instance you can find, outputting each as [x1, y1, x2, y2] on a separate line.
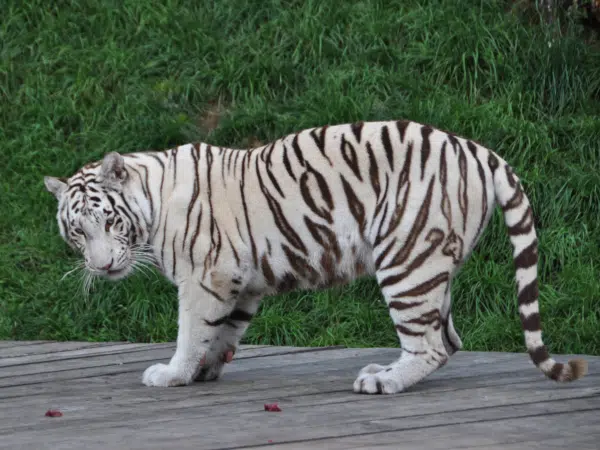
[264, 403, 281, 412]
[45, 409, 63, 417]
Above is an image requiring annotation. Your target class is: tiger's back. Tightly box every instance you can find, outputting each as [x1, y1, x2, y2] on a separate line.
[198, 120, 496, 296]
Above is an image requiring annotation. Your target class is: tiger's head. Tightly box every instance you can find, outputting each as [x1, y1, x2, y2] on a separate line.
[44, 152, 150, 281]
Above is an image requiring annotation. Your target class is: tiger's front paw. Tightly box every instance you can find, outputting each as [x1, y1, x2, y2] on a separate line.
[195, 360, 224, 382]
[142, 363, 192, 387]
[195, 349, 235, 382]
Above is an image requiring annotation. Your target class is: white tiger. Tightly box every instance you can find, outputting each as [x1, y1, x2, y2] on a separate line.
[44, 120, 587, 393]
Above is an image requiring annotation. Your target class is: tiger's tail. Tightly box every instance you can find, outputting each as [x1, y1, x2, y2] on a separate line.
[489, 152, 587, 382]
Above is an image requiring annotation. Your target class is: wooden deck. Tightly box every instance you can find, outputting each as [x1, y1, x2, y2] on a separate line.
[0, 341, 599, 449]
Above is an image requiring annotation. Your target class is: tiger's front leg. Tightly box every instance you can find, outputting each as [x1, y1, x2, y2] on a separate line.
[195, 293, 263, 381]
[142, 277, 237, 387]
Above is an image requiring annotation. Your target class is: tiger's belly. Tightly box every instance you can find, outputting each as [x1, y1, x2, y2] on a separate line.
[252, 230, 376, 295]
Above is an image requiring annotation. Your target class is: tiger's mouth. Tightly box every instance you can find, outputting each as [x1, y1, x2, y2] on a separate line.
[107, 268, 126, 276]
[103, 265, 132, 280]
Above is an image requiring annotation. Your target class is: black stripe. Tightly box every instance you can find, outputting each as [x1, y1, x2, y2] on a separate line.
[388, 300, 424, 310]
[240, 158, 258, 267]
[466, 140, 489, 244]
[514, 240, 538, 269]
[282, 144, 297, 181]
[508, 207, 534, 236]
[392, 272, 449, 298]
[528, 345, 549, 366]
[184, 144, 201, 269]
[420, 125, 433, 180]
[199, 282, 226, 303]
[291, 134, 305, 167]
[204, 315, 229, 327]
[520, 312, 541, 331]
[381, 125, 394, 171]
[229, 309, 254, 322]
[395, 324, 425, 337]
[351, 121, 364, 143]
[517, 280, 538, 306]
[396, 120, 409, 143]
[340, 134, 362, 181]
[366, 141, 380, 199]
[257, 157, 308, 255]
[171, 231, 177, 279]
[502, 184, 524, 211]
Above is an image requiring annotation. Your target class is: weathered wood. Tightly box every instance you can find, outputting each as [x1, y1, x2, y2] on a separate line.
[0, 345, 348, 388]
[0, 341, 597, 450]
[2, 391, 598, 449]
[245, 411, 600, 449]
[0, 342, 173, 367]
[0, 340, 127, 358]
[2, 371, 598, 433]
[0, 340, 48, 349]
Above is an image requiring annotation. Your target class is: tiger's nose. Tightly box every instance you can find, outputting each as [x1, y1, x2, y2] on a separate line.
[100, 259, 113, 271]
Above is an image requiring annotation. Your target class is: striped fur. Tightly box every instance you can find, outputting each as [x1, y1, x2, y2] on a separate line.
[44, 120, 587, 393]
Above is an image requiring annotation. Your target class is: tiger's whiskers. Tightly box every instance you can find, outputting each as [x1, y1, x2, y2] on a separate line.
[60, 260, 86, 282]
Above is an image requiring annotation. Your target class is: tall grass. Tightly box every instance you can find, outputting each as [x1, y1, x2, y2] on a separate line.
[1, 0, 598, 355]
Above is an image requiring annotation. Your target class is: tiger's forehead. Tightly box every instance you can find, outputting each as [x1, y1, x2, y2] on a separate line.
[61, 167, 106, 217]
[66, 168, 100, 192]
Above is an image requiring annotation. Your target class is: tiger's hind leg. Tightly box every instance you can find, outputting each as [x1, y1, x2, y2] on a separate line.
[441, 282, 462, 356]
[357, 287, 462, 379]
[354, 257, 455, 394]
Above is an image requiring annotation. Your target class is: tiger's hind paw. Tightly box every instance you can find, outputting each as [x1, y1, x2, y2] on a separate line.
[353, 368, 403, 394]
[357, 363, 389, 376]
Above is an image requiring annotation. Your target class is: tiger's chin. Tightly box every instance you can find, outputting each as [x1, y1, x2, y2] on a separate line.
[103, 265, 133, 281]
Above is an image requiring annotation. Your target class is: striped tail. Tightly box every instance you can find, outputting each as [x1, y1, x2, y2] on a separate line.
[490, 153, 588, 382]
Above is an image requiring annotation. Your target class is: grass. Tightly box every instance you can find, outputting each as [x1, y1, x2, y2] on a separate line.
[1, 0, 599, 356]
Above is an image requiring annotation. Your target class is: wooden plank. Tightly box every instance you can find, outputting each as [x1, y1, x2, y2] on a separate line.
[0, 348, 597, 432]
[1, 345, 597, 399]
[0, 340, 262, 354]
[0, 351, 385, 402]
[0, 343, 597, 449]
[0, 340, 48, 349]
[0, 343, 337, 368]
[1, 367, 598, 432]
[0, 345, 350, 388]
[243, 410, 600, 449]
[5, 356, 592, 410]
[1, 387, 597, 449]
[0, 345, 492, 390]
[0, 342, 174, 367]
[0, 344, 345, 379]
[0, 341, 131, 358]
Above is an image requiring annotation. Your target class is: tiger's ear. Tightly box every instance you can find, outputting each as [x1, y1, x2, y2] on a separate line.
[44, 176, 67, 200]
[99, 152, 127, 188]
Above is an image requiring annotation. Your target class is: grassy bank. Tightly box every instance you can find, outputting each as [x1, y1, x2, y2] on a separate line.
[1, 0, 599, 355]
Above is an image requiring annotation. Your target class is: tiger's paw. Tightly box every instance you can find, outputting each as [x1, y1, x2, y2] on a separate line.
[194, 349, 235, 382]
[357, 363, 389, 376]
[142, 363, 192, 387]
[195, 361, 224, 382]
[353, 368, 403, 394]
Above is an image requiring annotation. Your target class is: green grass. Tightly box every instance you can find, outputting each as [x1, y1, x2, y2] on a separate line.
[1, 0, 599, 356]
